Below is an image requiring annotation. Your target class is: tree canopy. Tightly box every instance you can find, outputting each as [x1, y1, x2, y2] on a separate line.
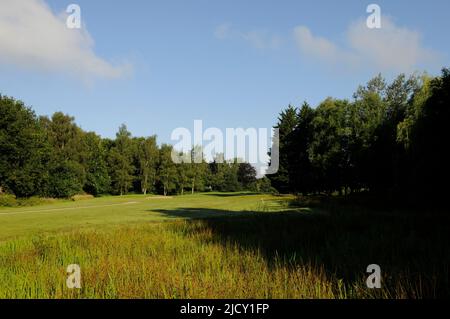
[0, 96, 259, 198]
[268, 68, 450, 207]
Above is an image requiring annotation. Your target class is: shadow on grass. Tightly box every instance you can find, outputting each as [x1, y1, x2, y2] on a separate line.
[150, 205, 450, 297]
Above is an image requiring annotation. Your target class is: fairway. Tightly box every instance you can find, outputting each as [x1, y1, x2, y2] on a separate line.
[0, 193, 286, 241]
[1, 193, 316, 299]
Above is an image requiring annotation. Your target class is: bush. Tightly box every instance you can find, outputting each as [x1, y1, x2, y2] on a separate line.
[0, 194, 18, 207]
[0, 195, 62, 208]
[17, 197, 58, 207]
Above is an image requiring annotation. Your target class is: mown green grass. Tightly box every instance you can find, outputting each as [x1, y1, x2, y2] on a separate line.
[0, 193, 448, 298]
[0, 193, 276, 241]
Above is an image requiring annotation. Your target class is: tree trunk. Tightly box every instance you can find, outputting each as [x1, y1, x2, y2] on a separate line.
[143, 174, 148, 195]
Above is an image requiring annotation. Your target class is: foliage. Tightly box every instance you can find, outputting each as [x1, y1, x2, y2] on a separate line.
[3, 67, 448, 203]
[0, 194, 17, 207]
[268, 68, 450, 207]
[1, 93, 264, 198]
[0, 95, 49, 197]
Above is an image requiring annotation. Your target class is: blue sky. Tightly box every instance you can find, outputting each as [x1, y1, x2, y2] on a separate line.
[0, 0, 449, 143]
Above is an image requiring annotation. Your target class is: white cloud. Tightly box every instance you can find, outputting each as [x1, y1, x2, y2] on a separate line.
[293, 26, 359, 67]
[347, 18, 438, 71]
[214, 23, 282, 50]
[0, 0, 131, 81]
[293, 17, 439, 72]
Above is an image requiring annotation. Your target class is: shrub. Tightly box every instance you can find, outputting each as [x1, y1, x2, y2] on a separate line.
[0, 194, 18, 207]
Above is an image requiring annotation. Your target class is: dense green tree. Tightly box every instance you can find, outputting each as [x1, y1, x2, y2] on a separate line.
[187, 146, 209, 194]
[158, 144, 178, 196]
[135, 136, 159, 195]
[222, 160, 242, 192]
[268, 105, 299, 193]
[363, 74, 420, 195]
[404, 68, 450, 204]
[266, 69, 448, 208]
[108, 125, 134, 195]
[254, 176, 274, 193]
[172, 150, 192, 195]
[207, 154, 245, 192]
[237, 162, 257, 189]
[0, 95, 49, 197]
[40, 112, 87, 197]
[40, 112, 84, 162]
[308, 98, 352, 194]
[47, 161, 84, 198]
[82, 132, 111, 196]
[288, 102, 316, 194]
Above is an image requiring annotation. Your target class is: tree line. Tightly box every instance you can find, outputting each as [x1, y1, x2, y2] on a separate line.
[268, 68, 449, 206]
[0, 98, 269, 198]
[2, 68, 448, 202]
